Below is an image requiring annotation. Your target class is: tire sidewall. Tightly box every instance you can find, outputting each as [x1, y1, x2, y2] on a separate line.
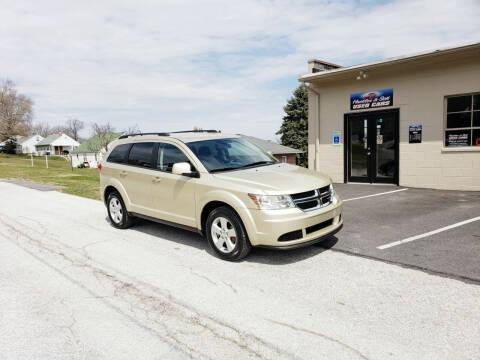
[206, 207, 250, 261]
[107, 192, 128, 228]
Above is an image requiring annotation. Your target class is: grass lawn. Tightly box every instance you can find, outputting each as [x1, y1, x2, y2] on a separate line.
[0, 153, 100, 200]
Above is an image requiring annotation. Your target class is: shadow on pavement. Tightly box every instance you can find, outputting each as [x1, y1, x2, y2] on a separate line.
[108, 217, 339, 265]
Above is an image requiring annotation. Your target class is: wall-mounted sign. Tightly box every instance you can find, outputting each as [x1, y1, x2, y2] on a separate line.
[350, 89, 393, 110]
[409, 124, 422, 143]
[445, 131, 470, 147]
[332, 130, 341, 146]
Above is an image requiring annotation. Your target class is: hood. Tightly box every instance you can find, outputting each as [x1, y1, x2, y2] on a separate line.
[212, 163, 330, 195]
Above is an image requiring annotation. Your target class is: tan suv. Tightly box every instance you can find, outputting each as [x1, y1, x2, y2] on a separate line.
[100, 131, 343, 260]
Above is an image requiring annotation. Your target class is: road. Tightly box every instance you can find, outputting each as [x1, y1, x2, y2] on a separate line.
[1, 181, 479, 359]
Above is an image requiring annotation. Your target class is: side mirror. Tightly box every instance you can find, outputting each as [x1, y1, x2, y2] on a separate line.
[172, 162, 198, 177]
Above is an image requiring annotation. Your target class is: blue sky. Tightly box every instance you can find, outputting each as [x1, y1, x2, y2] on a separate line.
[1, 0, 480, 140]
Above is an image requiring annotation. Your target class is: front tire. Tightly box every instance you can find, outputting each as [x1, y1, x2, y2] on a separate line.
[107, 191, 134, 229]
[206, 206, 251, 261]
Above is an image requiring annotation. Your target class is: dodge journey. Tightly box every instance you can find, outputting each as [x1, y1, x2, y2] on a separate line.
[100, 130, 343, 260]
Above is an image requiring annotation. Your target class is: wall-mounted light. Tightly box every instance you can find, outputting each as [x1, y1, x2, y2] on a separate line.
[356, 70, 368, 80]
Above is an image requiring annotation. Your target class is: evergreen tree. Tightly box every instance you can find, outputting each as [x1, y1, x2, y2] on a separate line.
[276, 85, 308, 167]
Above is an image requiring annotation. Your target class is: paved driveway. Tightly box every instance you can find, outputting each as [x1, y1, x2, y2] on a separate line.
[0, 181, 479, 360]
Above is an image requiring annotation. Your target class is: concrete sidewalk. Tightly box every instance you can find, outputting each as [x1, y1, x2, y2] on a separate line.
[1, 182, 479, 359]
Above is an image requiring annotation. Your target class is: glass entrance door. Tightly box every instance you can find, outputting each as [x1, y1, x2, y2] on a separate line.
[347, 110, 398, 184]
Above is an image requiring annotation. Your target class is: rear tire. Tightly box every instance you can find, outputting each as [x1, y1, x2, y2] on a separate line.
[107, 191, 134, 229]
[206, 206, 251, 261]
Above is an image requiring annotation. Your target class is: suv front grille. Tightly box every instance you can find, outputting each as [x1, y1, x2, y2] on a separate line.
[291, 185, 332, 212]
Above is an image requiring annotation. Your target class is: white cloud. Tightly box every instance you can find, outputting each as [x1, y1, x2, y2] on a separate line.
[1, 0, 479, 139]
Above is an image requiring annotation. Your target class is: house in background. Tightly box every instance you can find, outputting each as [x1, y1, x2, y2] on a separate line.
[71, 132, 122, 168]
[15, 135, 44, 154]
[35, 133, 80, 155]
[239, 135, 303, 164]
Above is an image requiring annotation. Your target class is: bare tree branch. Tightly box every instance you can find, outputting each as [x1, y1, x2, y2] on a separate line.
[66, 118, 84, 141]
[91, 122, 116, 151]
[0, 79, 33, 141]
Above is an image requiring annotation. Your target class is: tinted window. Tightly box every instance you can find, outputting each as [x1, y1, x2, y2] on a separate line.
[107, 144, 131, 163]
[447, 95, 471, 113]
[128, 142, 154, 168]
[157, 143, 190, 172]
[446, 112, 471, 129]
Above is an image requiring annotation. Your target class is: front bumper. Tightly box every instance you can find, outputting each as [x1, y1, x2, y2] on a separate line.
[246, 194, 343, 247]
[257, 223, 343, 250]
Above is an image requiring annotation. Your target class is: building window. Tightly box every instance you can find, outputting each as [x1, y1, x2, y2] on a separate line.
[445, 94, 480, 147]
[281, 156, 287, 163]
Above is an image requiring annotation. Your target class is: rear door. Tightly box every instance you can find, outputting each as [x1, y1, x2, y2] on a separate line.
[151, 142, 198, 228]
[122, 142, 156, 214]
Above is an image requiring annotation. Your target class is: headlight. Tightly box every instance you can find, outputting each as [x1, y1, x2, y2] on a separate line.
[248, 194, 295, 210]
[329, 183, 336, 203]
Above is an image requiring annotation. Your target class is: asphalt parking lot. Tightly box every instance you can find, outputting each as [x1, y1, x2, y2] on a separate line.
[1, 181, 480, 359]
[332, 184, 480, 283]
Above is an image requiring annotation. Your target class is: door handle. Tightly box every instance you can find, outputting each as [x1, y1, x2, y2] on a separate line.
[119, 170, 127, 177]
[152, 176, 163, 183]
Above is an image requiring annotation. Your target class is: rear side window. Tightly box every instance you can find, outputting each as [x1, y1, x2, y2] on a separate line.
[107, 144, 131, 163]
[128, 142, 154, 168]
[157, 143, 190, 172]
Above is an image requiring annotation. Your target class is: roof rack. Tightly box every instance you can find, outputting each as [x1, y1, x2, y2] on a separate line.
[118, 132, 170, 139]
[170, 130, 219, 134]
[118, 130, 220, 139]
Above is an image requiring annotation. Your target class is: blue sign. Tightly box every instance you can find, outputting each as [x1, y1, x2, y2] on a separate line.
[332, 130, 341, 146]
[351, 88, 393, 110]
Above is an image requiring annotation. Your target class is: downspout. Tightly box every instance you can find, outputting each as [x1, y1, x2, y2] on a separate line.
[300, 81, 320, 171]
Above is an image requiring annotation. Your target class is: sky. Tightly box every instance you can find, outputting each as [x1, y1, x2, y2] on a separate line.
[1, 0, 480, 140]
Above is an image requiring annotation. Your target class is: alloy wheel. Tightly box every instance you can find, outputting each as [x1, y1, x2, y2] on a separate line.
[210, 216, 237, 253]
[109, 196, 123, 224]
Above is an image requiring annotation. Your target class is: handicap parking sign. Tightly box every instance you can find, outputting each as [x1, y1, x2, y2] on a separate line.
[332, 131, 341, 146]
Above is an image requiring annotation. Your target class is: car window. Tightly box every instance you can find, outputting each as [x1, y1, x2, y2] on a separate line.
[187, 138, 275, 172]
[107, 143, 131, 163]
[127, 142, 154, 168]
[157, 143, 190, 172]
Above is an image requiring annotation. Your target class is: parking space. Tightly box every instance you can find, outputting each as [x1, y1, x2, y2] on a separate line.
[332, 184, 480, 282]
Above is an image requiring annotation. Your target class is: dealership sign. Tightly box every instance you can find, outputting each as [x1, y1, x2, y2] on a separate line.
[351, 89, 393, 110]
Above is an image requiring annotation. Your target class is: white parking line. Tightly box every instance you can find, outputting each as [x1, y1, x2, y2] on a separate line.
[377, 216, 480, 250]
[343, 188, 408, 202]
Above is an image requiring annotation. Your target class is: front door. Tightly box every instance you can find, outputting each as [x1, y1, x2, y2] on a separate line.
[151, 142, 198, 228]
[346, 109, 399, 184]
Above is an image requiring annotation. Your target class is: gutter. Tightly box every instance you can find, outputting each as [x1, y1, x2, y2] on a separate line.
[299, 40, 480, 83]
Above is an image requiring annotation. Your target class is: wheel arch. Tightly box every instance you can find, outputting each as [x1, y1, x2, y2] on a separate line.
[102, 179, 131, 211]
[198, 193, 257, 244]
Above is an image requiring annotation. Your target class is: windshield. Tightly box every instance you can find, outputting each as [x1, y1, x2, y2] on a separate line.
[187, 138, 277, 172]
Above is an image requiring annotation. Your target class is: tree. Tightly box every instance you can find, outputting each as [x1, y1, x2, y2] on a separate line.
[92, 122, 116, 151]
[32, 121, 52, 137]
[123, 124, 140, 135]
[0, 79, 33, 141]
[66, 118, 84, 141]
[3, 137, 17, 154]
[276, 85, 308, 167]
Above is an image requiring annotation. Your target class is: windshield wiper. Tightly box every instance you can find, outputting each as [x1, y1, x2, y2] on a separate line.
[210, 166, 241, 173]
[239, 161, 276, 169]
[209, 161, 275, 173]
